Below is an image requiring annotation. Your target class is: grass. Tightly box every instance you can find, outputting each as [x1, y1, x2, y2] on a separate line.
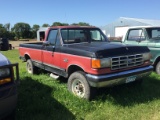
[1, 49, 160, 120]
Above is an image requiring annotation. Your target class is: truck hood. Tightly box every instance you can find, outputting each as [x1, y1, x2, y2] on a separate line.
[0, 53, 10, 66]
[62, 42, 149, 58]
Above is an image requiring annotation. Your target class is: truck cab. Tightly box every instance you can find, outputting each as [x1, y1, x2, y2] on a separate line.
[123, 26, 160, 74]
[0, 52, 19, 119]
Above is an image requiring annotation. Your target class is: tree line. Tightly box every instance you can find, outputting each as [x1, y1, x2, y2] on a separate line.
[0, 22, 90, 40]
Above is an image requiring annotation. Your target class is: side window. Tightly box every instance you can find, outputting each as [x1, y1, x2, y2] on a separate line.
[47, 29, 58, 45]
[151, 29, 160, 38]
[146, 28, 160, 39]
[127, 29, 145, 41]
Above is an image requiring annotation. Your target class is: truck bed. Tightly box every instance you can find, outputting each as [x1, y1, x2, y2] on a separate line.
[19, 42, 43, 49]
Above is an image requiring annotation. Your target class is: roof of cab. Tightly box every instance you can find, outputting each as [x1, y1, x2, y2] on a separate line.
[127, 26, 160, 29]
[48, 26, 97, 29]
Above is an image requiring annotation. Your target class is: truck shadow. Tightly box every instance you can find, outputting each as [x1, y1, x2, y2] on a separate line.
[35, 72, 160, 107]
[57, 75, 160, 107]
[16, 76, 75, 120]
[95, 73, 160, 106]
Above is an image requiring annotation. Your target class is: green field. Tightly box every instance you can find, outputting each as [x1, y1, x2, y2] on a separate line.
[1, 49, 160, 120]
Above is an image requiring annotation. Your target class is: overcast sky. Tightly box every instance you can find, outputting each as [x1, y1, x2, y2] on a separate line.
[0, 0, 160, 27]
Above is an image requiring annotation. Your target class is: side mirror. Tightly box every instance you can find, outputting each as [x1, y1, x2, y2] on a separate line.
[43, 41, 55, 51]
[52, 46, 55, 51]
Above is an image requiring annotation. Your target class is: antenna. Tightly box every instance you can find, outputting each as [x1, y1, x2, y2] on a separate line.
[65, 12, 68, 25]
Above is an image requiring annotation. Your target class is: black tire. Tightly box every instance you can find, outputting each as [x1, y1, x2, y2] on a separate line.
[156, 61, 160, 75]
[26, 59, 37, 74]
[68, 71, 95, 100]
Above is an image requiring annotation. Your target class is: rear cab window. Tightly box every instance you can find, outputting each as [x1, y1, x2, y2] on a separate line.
[146, 27, 160, 39]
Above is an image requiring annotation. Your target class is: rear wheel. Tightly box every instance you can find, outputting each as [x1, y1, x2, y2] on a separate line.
[68, 71, 95, 100]
[26, 59, 37, 74]
[156, 61, 160, 75]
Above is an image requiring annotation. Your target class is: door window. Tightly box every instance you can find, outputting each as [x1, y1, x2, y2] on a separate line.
[127, 29, 145, 41]
[47, 29, 58, 45]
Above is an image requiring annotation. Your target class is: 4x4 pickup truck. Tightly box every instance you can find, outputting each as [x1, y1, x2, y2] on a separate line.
[19, 26, 153, 100]
[122, 26, 160, 75]
[0, 52, 19, 119]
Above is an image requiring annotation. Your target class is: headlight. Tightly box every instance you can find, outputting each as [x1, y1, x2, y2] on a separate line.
[142, 53, 152, 61]
[92, 58, 111, 68]
[0, 68, 10, 77]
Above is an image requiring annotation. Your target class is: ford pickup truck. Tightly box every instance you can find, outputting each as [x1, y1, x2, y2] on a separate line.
[19, 26, 153, 100]
[122, 26, 160, 75]
[0, 52, 19, 119]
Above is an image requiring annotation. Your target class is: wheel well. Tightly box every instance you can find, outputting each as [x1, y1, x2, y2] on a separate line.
[153, 57, 160, 71]
[24, 54, 30, 61]
[67, 65, 84, 77]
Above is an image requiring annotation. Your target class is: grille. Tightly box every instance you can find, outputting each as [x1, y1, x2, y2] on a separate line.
[111, 54, 143, 70]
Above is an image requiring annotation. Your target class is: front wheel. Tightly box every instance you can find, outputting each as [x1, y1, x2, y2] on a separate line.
[156, 61, 160, 75]
[68, 71, 95, 100]
[26, 59, 37, 74]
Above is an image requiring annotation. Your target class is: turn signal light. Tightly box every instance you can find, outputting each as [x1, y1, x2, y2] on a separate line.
[92, 59, 101, 68]
[0, 78, 11, 85]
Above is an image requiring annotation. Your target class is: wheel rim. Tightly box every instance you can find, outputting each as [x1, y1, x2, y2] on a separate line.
[156, 63, 160, 74]
[157, 66, 160, 74]
[27, 62, 32, 74]
[72, 79, 85, 98]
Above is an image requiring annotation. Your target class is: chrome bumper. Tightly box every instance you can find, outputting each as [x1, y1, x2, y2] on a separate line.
[86, 66, 153, 87]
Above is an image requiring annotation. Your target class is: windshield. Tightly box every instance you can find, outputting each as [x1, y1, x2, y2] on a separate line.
[61, 28, 107, 44]
[146, 28, 160, 39]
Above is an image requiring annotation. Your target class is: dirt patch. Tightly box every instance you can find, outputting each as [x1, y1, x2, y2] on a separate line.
[9, 40, 37, 49]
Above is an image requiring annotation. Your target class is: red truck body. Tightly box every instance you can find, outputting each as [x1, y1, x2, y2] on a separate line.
[19, 26, 153, 100]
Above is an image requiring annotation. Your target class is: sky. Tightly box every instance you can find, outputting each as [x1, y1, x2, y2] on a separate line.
[0, 0, 160, 28]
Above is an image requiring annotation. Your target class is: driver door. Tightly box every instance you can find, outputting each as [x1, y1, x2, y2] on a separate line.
[42, 29, 60, 70]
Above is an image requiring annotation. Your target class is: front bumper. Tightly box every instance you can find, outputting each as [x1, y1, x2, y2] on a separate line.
[86, 66, 153, 87]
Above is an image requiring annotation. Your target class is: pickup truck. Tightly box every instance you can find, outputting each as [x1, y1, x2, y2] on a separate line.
[0, 52, 19, 119]
[122, 26, 160, 75]
[19, 26, 153, 100]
